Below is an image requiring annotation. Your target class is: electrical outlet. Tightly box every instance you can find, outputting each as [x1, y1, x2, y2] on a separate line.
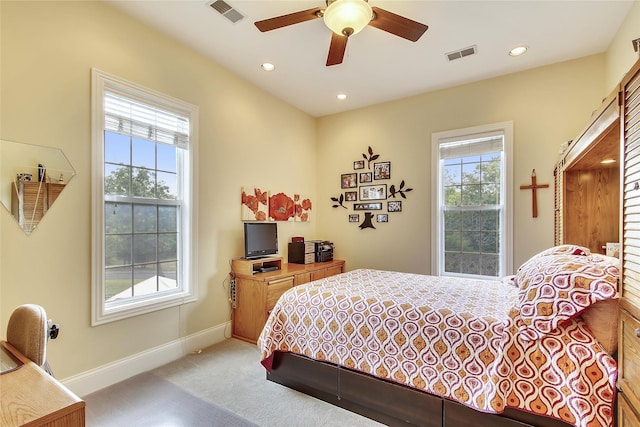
[230, 279, 237, 309]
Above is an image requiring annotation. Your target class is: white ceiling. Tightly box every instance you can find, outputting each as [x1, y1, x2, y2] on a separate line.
[105, 0, 634, 117]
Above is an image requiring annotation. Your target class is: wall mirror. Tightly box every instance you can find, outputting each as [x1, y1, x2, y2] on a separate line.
[0, 139, 76, 235]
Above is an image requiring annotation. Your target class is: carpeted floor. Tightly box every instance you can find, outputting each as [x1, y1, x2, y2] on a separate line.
[85, 371, 258, 427]
[84, 339, 383, 426]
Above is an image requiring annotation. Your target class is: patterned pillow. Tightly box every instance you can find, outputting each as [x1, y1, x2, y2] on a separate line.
[534, 244, 591, 257]
[515, 253, 619, 341]
[582, 299, 619, 354]
[516, 245, 591, 275]
[515, 244, 591, 286]
[502, 275, 517, 288]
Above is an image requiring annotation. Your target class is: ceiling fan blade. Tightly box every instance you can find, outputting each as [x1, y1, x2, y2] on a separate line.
[368, 7, 428, 42]
[326, 32, 348, 66]
[254, 7, 323, 32]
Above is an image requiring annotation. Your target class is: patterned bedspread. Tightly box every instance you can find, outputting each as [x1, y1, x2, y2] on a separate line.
[258, 269, 617, 427]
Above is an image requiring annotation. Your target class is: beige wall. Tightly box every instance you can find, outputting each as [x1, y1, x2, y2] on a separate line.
[316, 55, 606, 272]
[317, 0, 640, 274]
[0, 1, 316, 380]
[605, 0, 640, 94]
[1, 0, 639, 389]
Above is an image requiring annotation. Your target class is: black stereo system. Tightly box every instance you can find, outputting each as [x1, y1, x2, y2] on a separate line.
[288, 240, 334, 264]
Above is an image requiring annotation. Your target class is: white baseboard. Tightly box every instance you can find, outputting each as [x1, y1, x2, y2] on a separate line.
[62, 321, 231, 397]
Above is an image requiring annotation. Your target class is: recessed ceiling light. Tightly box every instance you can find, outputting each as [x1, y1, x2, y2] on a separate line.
[261, 62, 275, 71]
[337, 93, 347, 100]
[509, 46, 528, 57]
[601, 159, 616, 164]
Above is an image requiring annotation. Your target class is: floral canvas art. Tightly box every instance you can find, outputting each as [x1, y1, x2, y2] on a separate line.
[294, 194, 312, 222]
[241, 186, 268, 221]
[269, 192, 295, 221]
[242, 187, 312, 222]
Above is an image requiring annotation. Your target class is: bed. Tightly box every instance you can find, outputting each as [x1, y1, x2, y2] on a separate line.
[258, 245, 620, 427]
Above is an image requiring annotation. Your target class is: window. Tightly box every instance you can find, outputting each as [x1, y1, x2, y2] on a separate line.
[91, 69, 198, 325]
[431, 122, 513, 279]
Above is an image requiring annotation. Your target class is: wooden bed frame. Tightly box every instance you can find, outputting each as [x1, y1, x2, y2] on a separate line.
[267, 351, 573, 427]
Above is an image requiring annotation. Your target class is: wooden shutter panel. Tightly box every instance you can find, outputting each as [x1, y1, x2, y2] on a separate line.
[623, 62, 640, 309]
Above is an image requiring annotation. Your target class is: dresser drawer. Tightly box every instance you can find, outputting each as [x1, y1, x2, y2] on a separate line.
[619, 394, 640, 427]
[310, 269, 326, 281]
[266, 276, 293, 310]
[294, 272, 311, 286]
[325, 264, 343, 277]
[620, 310, 640, 411]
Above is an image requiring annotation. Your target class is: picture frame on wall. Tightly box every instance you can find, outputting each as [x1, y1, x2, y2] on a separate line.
[341, 173, 357, 189]
[345, 191, 357, 201]
[349, 214, 360, 222]
[354, 202, 382, 211]
[377, 214, 388, 223]
[359, 172, 372, 183]
[353, 160, 365, 170]
[359, 184, 387, 201]
[387, 200, 402, 212]
[374, 161, 391, 180]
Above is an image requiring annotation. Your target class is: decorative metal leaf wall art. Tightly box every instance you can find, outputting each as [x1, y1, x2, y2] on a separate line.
[359, 212, 376, 229]
[330, 193, 347, 209]
[388, 180, 413, 199]
[330, 146, 416, 229]
[362, 146, 379, 170]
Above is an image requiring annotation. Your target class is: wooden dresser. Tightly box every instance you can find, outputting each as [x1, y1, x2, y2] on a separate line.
[230, 257, 345, 343]
[619, 57, 640, 427]
[0, 341, 85, 426]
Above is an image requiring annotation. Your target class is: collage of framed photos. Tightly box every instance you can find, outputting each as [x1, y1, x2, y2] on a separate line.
[333, 147, 412, 229]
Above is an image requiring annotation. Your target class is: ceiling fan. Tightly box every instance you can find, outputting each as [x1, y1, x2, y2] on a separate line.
[254, 0, 429, 66]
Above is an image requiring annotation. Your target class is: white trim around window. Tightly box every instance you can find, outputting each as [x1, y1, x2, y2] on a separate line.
[431, 121, 513, 278]
[91, 69, 199, 325]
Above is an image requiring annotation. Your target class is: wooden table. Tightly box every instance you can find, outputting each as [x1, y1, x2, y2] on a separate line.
[0, 341, 85, 426]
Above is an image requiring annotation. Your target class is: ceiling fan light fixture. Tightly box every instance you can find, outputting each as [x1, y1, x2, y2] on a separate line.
[323, 0, 372, 37]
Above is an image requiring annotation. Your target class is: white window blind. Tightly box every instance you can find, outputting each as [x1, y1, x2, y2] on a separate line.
[439, 135, 504, 160]
[104, 92, 189, 148]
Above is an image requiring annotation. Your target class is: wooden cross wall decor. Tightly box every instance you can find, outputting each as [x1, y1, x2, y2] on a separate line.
[519, 169, 549, 218]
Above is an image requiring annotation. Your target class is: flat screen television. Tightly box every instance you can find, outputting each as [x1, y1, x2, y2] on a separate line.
[244, 222, 278, 259]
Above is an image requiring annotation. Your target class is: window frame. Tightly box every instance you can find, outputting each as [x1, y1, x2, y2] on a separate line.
[431, 121, 513, 278]
[91, 69, 199, 325]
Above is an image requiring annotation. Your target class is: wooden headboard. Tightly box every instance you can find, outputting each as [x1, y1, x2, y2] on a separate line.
[554, 90, 621, 254]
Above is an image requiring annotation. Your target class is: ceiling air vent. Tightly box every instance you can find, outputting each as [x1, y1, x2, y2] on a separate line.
[209, 0, 245, 24]
[446, 45, 478, 62]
